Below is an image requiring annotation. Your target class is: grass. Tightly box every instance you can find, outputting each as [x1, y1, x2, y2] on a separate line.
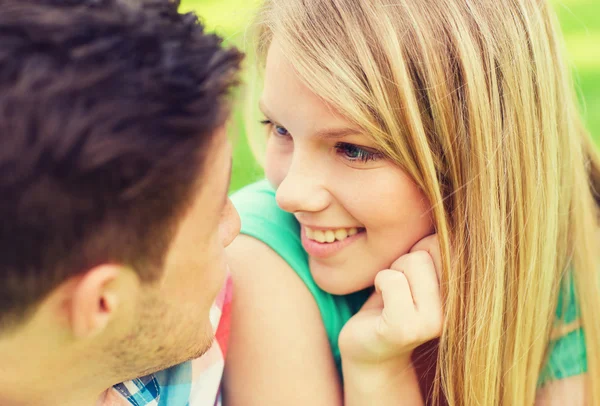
[183, 0, 600, 192]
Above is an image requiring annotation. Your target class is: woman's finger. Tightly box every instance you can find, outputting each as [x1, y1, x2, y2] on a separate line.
[390, 250, 443, 339]
[390, 251, 441, 313]
[410, 234, 442, 281]
[374, 269, 415, 335]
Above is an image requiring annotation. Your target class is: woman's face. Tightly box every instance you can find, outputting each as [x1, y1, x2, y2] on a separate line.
[261, 40, 434, 295]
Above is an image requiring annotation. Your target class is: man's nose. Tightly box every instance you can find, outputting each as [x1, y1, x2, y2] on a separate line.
[220, 198, 241, 247]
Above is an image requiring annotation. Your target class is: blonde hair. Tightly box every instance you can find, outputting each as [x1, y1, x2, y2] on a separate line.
[251, 0, 600, 404]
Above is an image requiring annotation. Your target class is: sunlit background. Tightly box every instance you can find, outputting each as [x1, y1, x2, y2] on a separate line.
[183, 0, 600, 193]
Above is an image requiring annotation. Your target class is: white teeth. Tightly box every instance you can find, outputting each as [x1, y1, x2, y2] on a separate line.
[304, 226, 361, 243]
[334, 229, 348, 241]
[324, 230, 335, 243]
[313, 229, 326, 243]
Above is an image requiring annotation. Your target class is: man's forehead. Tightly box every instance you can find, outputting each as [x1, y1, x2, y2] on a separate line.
[197, 127, 231, 205]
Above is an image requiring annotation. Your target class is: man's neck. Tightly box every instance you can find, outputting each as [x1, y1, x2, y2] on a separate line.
[0, 381, 108, 406]
[0, 347, 116, 406]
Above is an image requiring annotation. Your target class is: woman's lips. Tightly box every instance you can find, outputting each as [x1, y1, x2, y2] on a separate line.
[300, 225, 365, 258]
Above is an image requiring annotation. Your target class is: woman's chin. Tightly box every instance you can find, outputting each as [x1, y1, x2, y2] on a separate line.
[310, 264, 373, 296]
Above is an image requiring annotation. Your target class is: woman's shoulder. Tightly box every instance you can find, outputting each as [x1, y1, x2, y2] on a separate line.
[231, 179, 276, 206]
[230, 179, 306, 271]
[231, 179, 279, 215]
[228, 180, 370, 373]
[224, 233, 344, 406]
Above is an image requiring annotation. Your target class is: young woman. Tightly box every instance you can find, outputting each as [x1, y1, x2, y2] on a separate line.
[224, 0, 600, 404]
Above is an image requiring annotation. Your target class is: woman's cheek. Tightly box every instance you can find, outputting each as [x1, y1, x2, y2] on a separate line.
[265, 138, 292, 189]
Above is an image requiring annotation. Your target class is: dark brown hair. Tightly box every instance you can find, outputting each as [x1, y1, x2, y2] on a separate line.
[0, 0, 243, 329]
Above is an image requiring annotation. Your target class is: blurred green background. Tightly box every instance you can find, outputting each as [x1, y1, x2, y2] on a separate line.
[182, 0, 600, 192]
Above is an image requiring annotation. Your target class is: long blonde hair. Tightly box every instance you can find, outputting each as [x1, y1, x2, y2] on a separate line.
[250, 0, 600, 404]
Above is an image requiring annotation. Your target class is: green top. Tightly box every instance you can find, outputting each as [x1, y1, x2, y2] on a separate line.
[539, 272, 588, 385]
[231, 180, 587, 386]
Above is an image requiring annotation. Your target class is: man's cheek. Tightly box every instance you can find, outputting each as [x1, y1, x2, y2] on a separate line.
[206, 243, 228, 294]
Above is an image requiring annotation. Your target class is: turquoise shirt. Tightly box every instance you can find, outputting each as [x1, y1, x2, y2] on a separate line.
[231, 180, 587, 385]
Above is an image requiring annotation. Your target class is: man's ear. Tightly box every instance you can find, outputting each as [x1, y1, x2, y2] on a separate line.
[66, 265, 126, 339]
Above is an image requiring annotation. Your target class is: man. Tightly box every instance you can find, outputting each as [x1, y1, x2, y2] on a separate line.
[0, 0, 243, 405]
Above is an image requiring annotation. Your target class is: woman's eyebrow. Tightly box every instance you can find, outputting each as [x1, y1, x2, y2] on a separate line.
[312, 127, 359, 140]
[258, 100, 279, 122]
[259, 99, 359, 140]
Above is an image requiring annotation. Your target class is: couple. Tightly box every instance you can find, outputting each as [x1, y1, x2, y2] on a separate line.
[0, 0, 597, 405]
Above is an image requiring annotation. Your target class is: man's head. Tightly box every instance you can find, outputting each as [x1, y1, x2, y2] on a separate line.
[0, 0, 242, 393]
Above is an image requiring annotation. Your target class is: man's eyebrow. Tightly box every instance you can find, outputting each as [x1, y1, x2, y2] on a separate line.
[259, 100, 359, 140]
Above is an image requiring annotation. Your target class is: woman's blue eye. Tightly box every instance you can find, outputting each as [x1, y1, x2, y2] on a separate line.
[260, 120, 289, 137]
[274, 125, 288, 136]
[335, 142, 382, 163]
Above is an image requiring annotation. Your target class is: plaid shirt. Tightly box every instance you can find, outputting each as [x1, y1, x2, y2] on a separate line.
[100, 274, 233, 406]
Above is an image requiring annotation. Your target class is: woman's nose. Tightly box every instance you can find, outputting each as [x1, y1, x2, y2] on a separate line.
[275, 157, 330, 214]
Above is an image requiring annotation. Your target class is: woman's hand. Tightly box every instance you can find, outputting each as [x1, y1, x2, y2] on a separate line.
[339, 234, 443, 368]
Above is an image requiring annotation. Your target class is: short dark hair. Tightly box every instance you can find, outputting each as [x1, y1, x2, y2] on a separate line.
[0, 0, 243, 329]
